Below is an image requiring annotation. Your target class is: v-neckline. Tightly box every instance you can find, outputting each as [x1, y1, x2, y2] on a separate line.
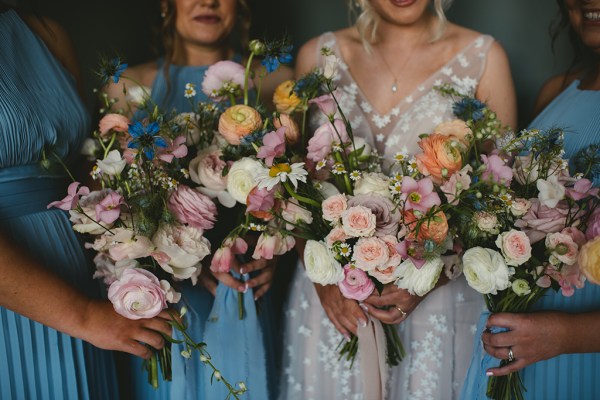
[330, 32, 483, 118]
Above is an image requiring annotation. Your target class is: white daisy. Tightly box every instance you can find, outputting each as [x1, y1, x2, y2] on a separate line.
[256, 162, 308, 191]
[184, 83, 196, 98]
[349, 170, 361, 181]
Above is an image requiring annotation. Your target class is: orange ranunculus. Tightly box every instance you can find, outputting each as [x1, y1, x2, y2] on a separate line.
[218, 105, 262, 145]
[273, 113, 300, 144]
[273, 80, 301, 114]
[403, 209, 449, 244]
[579, 236, 600, 285]
[434, 119, 472, 145]
[415, 133, 463, 183]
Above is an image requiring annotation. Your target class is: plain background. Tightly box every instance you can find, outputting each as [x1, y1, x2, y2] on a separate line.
[31, 0, 572, 130]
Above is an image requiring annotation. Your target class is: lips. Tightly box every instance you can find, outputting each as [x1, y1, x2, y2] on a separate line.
[390, 0, 417, 6]
[193, 15, 221, 24]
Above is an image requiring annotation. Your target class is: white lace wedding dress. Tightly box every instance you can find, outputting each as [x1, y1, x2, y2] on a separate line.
[278, 32, 494, 400]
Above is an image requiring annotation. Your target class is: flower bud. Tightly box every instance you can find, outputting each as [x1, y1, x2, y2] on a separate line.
[249, 39, 266, 55]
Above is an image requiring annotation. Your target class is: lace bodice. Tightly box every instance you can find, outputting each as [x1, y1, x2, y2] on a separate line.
[312, 32, 493, 167]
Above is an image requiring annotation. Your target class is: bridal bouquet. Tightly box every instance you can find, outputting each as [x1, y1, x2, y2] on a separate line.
[48, 57, 246, 398]
[420, 87, 600, 400]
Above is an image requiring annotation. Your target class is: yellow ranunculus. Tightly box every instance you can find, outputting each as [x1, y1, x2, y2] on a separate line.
[579, 236, 600, 285]
[273, 80, 301, 114]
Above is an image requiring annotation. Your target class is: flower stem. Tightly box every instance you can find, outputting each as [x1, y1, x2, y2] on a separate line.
[243, 52, 256, 106]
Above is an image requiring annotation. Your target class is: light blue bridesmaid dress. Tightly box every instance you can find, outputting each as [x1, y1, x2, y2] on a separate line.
[0, 9, 119, 400]
[461, 79, 600, 399]
[127, 59, 276, 400]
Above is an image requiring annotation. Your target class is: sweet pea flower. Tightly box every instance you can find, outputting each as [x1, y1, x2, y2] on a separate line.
[158, 135, 188, 163]
[567, 178, 599, 201]
[440, 165, 472, 205]
[309, 92, 338, 119]
[210, 237, 248, 273]
[306, 119, 349, 163]
[47, 181, 90, 211]
[95, 191, 125, 224]
[400, 176, 441, 213]
[246, 186, 277, 220]
[338, 264, 375, 301]
[256, 127, 286, 166]
[252, 232, 287, 260]
[481, 154, 513, 185]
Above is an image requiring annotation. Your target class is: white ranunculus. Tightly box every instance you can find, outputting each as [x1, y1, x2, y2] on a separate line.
[322, 53, 339, 80]
[353, 172, 391, 199]
[537, 175, 565, 208]
[96, 149, 127, 176]
[153, 224, 211, 283]
[80, 138, 100, 160]
[511, 278, 531, 296]
[462, 247, 511, 295]
[304, 240, 344, 285]
[394, 257, 444, 296]
[226, 157, 262, 204]
[353, 137, 372, 159]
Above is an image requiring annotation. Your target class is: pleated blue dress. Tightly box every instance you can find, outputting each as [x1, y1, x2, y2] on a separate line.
[126, 59, 276, 400]
[461, 79, 600, 399]
[0, 9, 119, 400]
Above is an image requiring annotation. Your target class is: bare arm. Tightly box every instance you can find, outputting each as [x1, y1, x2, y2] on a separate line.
[293, 37, 320, 79]
[0, 230, 172, 358]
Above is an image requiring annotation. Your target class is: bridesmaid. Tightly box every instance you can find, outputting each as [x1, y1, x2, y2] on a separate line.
[461, 0, 600, 399]
[105, 0, 292, 399]
[0, 4, 171, 400]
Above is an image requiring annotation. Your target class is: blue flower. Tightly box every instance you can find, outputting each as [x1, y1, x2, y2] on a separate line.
[573, 143, 600, 187]
[293, 71, 321, 98]
[261, 44, 293, 74]
[453, 97, 486, 121]
[98, 57, 128, 84]
[239, 129, 266, 146]
[127, 121, 167, 160]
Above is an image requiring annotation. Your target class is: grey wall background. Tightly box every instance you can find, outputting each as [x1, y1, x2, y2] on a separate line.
[34, 0, 571, 130]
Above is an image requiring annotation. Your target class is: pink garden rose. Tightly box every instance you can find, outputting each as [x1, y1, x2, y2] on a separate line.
[514, 198, 570, 243]
[325, 227, 348, 247]
[188, 146, 235, 208]
[107, 268, 167, 319]
[201, 60, 250, 99]
[306, 119, 349, 163]
[322, 194, 348, 222]
[562, 227, 586, 247]
[98, 113, 130, 139]
[48, 181, 89, 211]
[495, 229, 532, 266]
[168, 185, 217, 231]
[341, 206, 377, 237]
[257, 127, 286, 166]
[338, 264, 375, 301]
[353, 236, 390, 271]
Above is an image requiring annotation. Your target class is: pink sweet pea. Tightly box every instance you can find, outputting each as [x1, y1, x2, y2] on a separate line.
[256, 127, 286, 166]
[47, 181, 90, 211]
[246, 186, 276, 219]
[440, 165, 472, 205]
[400, 176, 441, 213]
[252, 233, 280, 260]
[210, 237, 248, 273]
[158, 135, 188, 163]
[338, 264, 375, 301]
[567, 178, 599, 201]
[309, 92, 337, 119]
[306, 119, 349, 163]
[95, 191, 125, 224]
[481, 154, 513, 185]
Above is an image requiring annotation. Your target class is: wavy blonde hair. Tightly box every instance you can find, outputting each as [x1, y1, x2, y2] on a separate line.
[348, 0, 454, 49]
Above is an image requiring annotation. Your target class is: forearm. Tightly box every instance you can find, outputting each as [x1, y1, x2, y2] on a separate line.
[560, 311, 600, 354]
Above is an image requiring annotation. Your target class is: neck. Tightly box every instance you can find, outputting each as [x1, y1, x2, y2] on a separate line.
[171, 40, 233, 66]
[581, 62, 600, 90]
[374, 12, 435, 49]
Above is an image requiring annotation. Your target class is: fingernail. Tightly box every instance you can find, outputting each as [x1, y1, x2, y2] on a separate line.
[359, 304, 369, 313]
[238, 285, 245, 292]
[344, 334, 351, 342]
[243, 283, 249, 293]
[240, 267, 245, 275]
[358, 319, 367, 328]
[486, 371, 493, 376]
[254, 295, 258, 301]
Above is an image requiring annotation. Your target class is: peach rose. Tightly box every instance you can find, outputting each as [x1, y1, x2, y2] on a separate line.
[415, 133, 463, 183]
[273, 80, 301, 114]
[218, 105, 262, 145]
[578, 236, 600, 285]
[341, 206, 377, 237]
[403, 210, 449, 244]
[434, 119, 471, 145]
[273, 113, 300, 144]
[322, 194, 348, 222]
[495, 229, 532, 266]
[325, 227, 348, 247]
[353, 237, 390, 271]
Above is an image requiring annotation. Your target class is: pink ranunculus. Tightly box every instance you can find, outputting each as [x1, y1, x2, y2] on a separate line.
[48, 181, 90, 211]
[306, 119, 349, 163]
[545, 232, 579, 265]
[341, 205, 377, 237]
[309, 92, 337, 118]
[158, 135, 188, 163]
[562, 227, 586, 248]
[322, 193, 348, 222]
[353, 236, 390, 271]
[201, 60, 250, 100]
[325, 227, 348, 247]
[273, 113, 300, 144]
[586, 207, 600, 240]
[246, 186, 277, 220]
[107, 268, 167, 320]
[481, 154, 513, 185]
[168, 185, 217, 231]
[567, 178, 599, 201]
[514, 199, 570, 243]
[495, 229, 532, 266]
[98, 113, 130, 139]
[338, 264, 375, 301]
[400, 176, 441, 213]
[348, 193, 400, 237]
[95, 191, 125, 224]
[441, 165, 472, 205]
[256, 127, 286, 166]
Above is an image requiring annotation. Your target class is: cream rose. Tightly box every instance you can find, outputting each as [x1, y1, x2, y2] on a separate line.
[495, 230, 532, 266]
[463, 247, 511, 295]
[189, 146, 236, 208]
[475, 211, 499, 234]
[322, 194, 348, 222]
[341, 205, 377, 237]
[304, 240, 344, 285]
[226, 157, 262, 204]
[510, 198, 531, 217]
[352, 237, 390, 271]
[434, 119, 472, 144]
[353, 172, 391, 199]
[395, 257, 444, 296]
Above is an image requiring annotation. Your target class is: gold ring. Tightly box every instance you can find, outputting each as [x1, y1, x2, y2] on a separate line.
[395, 306, 407, 317]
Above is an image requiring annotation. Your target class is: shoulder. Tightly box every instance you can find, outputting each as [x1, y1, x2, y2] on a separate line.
[442, 23, 503, 57]
[533, 73, 578, 116]
[294, 28, 355, 78]
[103, 60, 159, 116]
[123, 60, 160, 88]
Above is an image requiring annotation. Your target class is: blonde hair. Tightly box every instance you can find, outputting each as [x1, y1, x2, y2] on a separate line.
[348, 0, 454, 50]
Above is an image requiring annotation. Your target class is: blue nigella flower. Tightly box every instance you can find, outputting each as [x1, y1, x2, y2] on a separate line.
[293, 71, 321, 97]
[453, 97, 486, 122]
[127, 121, 166, 160]
[261, 44, 293, 74]
[573, 143, 600, 187]
[98, 57, 128, 84]
[239, 129, 266, 146]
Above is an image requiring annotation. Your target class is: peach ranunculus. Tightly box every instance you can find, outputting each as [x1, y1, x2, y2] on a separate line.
[415, 133, 463, 183]
[273, 113, 300, 144]
[495, 229, 532, 266]
[403, 209, 449, 244]
[352, 236, 390, 271]
[218, 104, 262, 145]
[273, 80, 301, 114]
[578, 236, 600, 285]
[433, 119, 472, 145]
[98, 113, 130, 140]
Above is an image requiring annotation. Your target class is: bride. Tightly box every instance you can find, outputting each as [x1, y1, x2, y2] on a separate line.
[278, 0, 516, 399]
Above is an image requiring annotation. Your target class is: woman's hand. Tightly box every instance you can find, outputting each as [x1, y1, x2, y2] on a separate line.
[77, 300, 174, 359]
[206, 256, 278, 300]
[482, 311, 570, 376]
[314, 284, 367, 339]
[363, 284, 424, 324]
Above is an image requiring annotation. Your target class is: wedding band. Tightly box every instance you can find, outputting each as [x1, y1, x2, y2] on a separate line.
[508, 347, 514, 363]
[395, 306, 407, 317]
